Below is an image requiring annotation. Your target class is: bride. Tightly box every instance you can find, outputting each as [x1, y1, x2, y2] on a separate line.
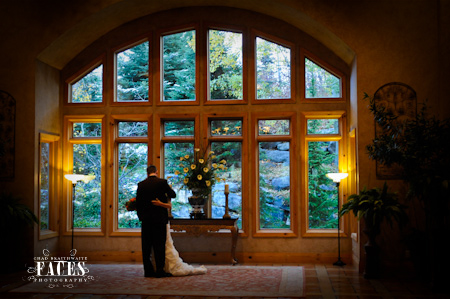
[164, 222, 207, 276]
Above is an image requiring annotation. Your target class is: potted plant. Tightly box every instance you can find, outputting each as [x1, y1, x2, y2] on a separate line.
[364, 92, 450, 288]
[339, 183, 407, 278]
[174, 147, 227, 218]
[0, 192, 38, 273]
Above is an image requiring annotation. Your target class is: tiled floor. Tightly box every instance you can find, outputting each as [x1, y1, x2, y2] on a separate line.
[1, 263, 449, 298]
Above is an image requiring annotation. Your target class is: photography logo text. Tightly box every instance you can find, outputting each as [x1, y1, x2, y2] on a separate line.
[26, 249, 94, 288]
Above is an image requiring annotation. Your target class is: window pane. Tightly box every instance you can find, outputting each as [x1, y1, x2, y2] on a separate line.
[308, 141, 339, 229]
[211, 119, 242, 136]
[307, 119, 339, 134]
[164, 120, 195, 136]
[256, 37, 291, 99]
[259, 141, 290, 229]
[258, 119, 290, 135]
[209, 30, 243, 100]
[40, 142, 50, 230]
[73, 144, 101, 228]
[163, 30, 196, 101]
[117, 41, 149, 102]
[118, 121, 148, 137]
[71, 65, 103, 103]
[305, 58, 341, 98]
[73, 123, 102, 137]
[164, 142, 194, 218]
[118, 143, 148, 228]
[211, 142, 242, 228]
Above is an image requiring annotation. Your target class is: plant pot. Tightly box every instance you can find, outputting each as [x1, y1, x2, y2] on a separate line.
[363, 216, 381, 279]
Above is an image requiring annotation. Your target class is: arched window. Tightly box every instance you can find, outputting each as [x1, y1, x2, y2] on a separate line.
[62, 9, 349, 240]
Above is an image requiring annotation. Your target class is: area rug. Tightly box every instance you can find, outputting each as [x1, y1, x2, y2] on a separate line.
[11, 263, 305, 297]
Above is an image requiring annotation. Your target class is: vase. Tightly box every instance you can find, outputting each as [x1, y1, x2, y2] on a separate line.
[188, 188, 207, 219]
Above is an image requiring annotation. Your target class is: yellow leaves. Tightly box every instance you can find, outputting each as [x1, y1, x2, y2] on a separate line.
[197, 174, 203, 180]
[184, 178, 189, 184]
[194, 148, 200, 152]
[203, 167, 209, 173]
[183, 167, 189, 173]
[220, 159, 227, 164]
[184, 155, 190, 159]
[174, 170, 180, 175]
[205, 180, 211, 187]
[212, 163, 218, 169]
[179, 157, 184, 161]
[190, 164, 196, 170]
[199, 159, 204, 164]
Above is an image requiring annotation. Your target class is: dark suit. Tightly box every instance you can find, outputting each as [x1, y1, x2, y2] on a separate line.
[136, 175, 176, 275]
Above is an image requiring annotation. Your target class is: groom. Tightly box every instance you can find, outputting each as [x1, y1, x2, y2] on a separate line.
[136, 165, 176, 278]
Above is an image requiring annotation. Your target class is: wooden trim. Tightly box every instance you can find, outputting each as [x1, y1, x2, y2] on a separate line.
[251, 112, 297, 237]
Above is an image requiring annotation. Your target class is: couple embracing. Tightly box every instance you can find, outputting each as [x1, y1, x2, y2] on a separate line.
[136, 165, 207, 278]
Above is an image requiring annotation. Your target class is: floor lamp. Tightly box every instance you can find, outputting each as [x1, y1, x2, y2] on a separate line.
[64, 174, 95, 256]
[326, 172, 348, 267]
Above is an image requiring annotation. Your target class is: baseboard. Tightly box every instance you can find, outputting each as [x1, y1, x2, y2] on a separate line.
[70, 250, 352, 264]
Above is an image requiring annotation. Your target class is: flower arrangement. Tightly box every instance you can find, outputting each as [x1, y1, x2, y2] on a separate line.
[174, 147, 227, 197]
[125, 197, 137, 211]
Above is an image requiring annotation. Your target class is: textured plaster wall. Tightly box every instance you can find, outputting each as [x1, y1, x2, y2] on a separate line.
[0, 0, 448, 269]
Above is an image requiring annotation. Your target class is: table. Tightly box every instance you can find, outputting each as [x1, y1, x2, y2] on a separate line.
[169, 218, 239, 264]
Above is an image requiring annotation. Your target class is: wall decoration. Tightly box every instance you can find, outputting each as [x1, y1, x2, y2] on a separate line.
[373, 82, 417, 179]
[0, 90, 16, 180]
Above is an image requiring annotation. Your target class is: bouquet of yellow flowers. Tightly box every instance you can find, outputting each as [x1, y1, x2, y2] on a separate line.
[175, 147, 227, 197]
[125, 197, 137, 211]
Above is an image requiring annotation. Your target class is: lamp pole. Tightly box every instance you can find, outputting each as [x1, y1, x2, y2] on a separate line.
[326, 172, 348, 267]
[71, 182, 76, 253]
[65, 174, 95, 258]
[333, 180, 345, 266]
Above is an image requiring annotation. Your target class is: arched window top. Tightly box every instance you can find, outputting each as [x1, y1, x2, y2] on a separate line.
[62, 8, 348, 106]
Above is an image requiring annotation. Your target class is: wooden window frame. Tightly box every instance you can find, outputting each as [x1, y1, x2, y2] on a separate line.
[250, 30, 296, 105]
[63, 115, 106, 236]
[65, 55, 106, 107]
[301, 49, 347, 103]
[38, 132, 60, 240]
[203, 113, 248, 236]
[156, 24, 201, 106]
[110, 114, 153, 236]
[252, 112, 298, 237]
[204, 24, 248, 105]
[300, 111, 348, 238]
[111, 35, 152, 106]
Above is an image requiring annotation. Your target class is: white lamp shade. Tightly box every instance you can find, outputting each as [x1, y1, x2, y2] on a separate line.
[326, 172, 348, 183]
[65, 174, 95, 184]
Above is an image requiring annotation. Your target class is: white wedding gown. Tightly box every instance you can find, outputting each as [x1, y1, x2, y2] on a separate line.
[163, 223, 207, 276]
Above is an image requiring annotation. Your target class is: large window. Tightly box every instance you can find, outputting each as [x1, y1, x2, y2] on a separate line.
[63, 14, 348, 240]
[162, 30, 196, 102]
[69, 64, 103, 103]
[39, 133, 59, 239]
[208, 30, 243, 101]
[161, 118, 197, 217]
[256, 37, 291, 100]
[116, 41, 149, 102]
[302, 114, 345, 236]
[255, 114, 296, 235]
[209, 118, 244, 228]
[66, 118, 104, 231]
[115, 120, 149, 229]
